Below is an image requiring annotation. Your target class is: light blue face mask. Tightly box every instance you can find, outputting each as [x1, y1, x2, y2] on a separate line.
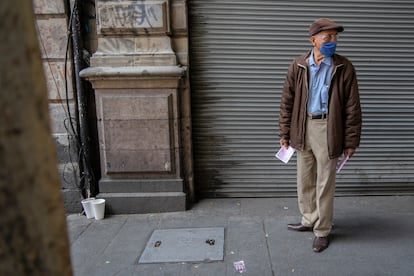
[319, 42, 337, 57]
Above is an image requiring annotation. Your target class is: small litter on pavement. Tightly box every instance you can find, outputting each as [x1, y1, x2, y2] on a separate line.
[233, 260, 246, 273]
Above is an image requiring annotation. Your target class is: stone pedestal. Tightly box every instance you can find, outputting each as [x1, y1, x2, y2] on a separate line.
[80, 0, 187, 213]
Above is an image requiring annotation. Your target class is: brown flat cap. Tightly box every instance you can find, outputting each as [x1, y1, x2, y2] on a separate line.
[309, 18, 344, 36]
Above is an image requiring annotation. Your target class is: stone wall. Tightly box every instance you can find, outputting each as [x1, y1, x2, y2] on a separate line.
[33, 0, 193, 213]
[33, 0, 82, 212]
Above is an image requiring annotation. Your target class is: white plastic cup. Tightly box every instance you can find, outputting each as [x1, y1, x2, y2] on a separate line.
[92, 199, 106, 220]
[81, 198, 95, 219]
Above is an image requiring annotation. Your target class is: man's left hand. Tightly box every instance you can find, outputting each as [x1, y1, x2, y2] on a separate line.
[344, 148, 356, 158]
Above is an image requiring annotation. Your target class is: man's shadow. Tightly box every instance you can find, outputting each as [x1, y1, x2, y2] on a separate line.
[330, 213, 414, 245]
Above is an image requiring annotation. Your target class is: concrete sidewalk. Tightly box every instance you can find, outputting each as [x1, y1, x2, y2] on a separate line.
[67, 196, 414, 276]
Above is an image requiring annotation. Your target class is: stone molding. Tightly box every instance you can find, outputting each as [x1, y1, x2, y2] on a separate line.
[80, 65, 185, 88]
[80, 65, 185, 79]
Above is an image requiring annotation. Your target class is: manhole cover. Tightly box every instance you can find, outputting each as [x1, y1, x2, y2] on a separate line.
[138, 227, 224, 263]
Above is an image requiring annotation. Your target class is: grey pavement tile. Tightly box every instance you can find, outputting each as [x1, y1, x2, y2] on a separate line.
[335, 195, 414, 216]
[122, 213, 168, 230]
[66, 214, 93, 244]
[70, 215, 128, 275]
[99, 222, 157, 265]
[190, 198, 242, 217]
[156, 214, 229, 230]
[74, 263, 136, 276]
[239, 197, 300, 218]
[264, 215, 313, 274]
[178, 262, 227, 276]
[225, 216, 273, 276]
[135, 263, 197, 276]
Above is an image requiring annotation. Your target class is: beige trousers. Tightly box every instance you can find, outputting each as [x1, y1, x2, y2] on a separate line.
[296, 118, 337, 237]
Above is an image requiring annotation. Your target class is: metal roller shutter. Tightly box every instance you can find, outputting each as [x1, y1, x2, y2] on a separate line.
[188, 0, 414, 197]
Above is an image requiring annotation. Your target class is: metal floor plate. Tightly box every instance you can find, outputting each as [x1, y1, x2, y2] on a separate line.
[138, 227, 224, 263]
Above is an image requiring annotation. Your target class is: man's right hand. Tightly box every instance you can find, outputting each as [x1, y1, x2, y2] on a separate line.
[280, 139, 290, 149]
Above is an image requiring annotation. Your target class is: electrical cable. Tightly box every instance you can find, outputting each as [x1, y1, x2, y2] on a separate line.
[35, 11, 81, 192]
[35, 0, 97, 198]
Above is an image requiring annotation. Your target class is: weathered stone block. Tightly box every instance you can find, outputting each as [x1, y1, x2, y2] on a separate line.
[98, 92, 176, 173]
[103, 123, 173, 172]
[43, 61, 73, 100]
[92, 36, 177, 66]
[53, 134, 78, 164]
[96, 37, 135, 54]
[36, 18, 68, 59]
[172, 37, 188, 66]
[104, 119, 171, 151]
[96, 0, 170, 35]
[49, 102, 76, 134]
[33, 0, 65, 14]
[105, 149, 172, 173]
[61, 189, 82, 213]
[101, 93, 171, 120]
[57, 163, 79, 190]
[133, 54, 177, 66]
[171, 0, 187, 34]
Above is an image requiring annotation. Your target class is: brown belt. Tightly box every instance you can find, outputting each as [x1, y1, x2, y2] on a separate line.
[308, 113, 328, 119]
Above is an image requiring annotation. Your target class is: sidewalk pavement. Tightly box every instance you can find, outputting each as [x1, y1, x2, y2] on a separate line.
[67, 196, 414, 276]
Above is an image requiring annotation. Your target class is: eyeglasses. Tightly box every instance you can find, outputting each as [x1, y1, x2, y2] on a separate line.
[317, 34, 338, 41]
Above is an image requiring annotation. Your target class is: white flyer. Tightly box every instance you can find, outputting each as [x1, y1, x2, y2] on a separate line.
[275, 146, 296, 164]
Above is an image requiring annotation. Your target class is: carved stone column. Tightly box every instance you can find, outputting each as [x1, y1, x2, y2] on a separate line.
[80, 0, 186, 214]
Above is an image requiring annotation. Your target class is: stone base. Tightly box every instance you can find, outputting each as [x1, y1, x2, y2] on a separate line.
[97, 179, 186, 214]
[97, 192, 186, 214]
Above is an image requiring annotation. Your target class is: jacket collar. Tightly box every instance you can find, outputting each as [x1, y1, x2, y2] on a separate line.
[297, 50, 343, 68]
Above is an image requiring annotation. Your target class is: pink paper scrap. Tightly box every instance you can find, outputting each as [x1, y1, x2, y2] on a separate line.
[233, 260, 246, 273]
[336, 155, 350, 173]
[275, 146, 296, 164]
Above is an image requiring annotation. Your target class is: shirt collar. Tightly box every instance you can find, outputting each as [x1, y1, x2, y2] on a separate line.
[309, 50, 332, 67]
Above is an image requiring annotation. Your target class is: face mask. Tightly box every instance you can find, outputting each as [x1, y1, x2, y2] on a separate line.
[319, 42, 337, 57]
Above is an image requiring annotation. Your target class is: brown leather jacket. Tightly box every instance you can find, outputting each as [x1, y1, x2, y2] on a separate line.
[279, 51, 362, 159]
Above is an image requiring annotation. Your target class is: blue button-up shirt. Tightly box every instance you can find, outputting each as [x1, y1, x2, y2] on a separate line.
[307, 51, 333, 114]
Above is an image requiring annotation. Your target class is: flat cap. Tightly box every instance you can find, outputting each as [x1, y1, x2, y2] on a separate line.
[309, 18, 344, 36]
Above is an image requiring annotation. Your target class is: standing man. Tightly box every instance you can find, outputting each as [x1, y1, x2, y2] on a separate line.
[279, 18, 362, 252]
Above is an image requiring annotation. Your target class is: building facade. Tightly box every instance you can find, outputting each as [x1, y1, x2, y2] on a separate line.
[35, 0, 414, 213]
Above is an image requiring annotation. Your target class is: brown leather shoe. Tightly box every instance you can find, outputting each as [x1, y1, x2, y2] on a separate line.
[287, 223, 313, 232]
[313, 236, 329, 253]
